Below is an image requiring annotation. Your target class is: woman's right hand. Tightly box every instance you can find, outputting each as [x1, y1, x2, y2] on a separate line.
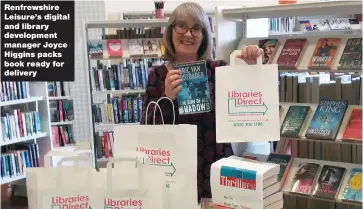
[165, 69, 182, 100]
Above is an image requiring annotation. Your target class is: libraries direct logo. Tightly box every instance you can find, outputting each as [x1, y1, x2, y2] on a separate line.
[135, 146, 176, 177]
[104, 198, 142, 209]
[220, 166, 257, 190]
[51, 196, 89, 209]
[227, 90, 268, 116]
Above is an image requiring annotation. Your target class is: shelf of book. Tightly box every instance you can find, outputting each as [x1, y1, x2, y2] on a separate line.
[216, 2, 362, 208]
[0, 96, 44, 107]
[268, 29, 362, 38]
[1, 82, 52, 185]
[47, 81, 75, 149]
[1, 132, 48, 146]
[83, 19, 169, 168]
[221, 1, 361, 19]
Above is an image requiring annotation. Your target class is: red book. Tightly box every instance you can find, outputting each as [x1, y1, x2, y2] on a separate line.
[107, 39, 123, 57]
[104, 132, 110, 158]
[342, 108, 362, 141]
[308, 38, 340, 69]
[277, 39, 307, 69]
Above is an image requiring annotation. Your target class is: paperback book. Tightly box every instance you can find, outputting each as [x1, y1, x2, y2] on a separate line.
[280, 105, 310, 137]
[342, 168, 362, 202]
[258, 39, 279, 64]
[308, 38, 340, 69]
[305, 100, 348, 140]
[174, 60, 211, 115]
[267, 153, 292, 189]
[342, 107, 362, 141]
[339, 38, 362, 70]
[291, 162, 320, 195]
[277, 38, 307, 69]
[313, 165, 346, 199]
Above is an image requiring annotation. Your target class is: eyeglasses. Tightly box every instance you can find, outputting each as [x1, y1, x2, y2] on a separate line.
[173, 23, 203, 37]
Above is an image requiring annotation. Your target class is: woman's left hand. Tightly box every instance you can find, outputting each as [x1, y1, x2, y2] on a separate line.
[236, 45, 264, 65]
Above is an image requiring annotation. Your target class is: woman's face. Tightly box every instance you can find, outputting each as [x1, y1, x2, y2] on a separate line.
[172, 16, 203, 58]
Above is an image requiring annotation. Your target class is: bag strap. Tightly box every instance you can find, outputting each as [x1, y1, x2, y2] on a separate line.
[145, 101, 164, 125]
[155, 97, 175, 125]
[55, 156, 93, 189]
[106, 157, 144, 192]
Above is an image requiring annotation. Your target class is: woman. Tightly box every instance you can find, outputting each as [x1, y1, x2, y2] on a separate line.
[140, 2, 263, 200]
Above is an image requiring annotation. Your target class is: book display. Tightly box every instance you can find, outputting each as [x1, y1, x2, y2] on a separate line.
[0, 82, 52, 189]
[215, 1, 362, 209]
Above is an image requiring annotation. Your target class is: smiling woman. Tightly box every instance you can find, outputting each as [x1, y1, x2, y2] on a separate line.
[140, 2, 263, 202]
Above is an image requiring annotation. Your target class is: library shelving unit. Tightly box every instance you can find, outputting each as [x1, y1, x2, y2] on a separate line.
[0, 82, 52, 186]
[47, 81, 75, 148]
[82, 19, 169, 168]
[215, 1, 362, 209]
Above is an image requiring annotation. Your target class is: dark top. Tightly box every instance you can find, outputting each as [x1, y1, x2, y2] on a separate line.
[140, 60, 234, 200]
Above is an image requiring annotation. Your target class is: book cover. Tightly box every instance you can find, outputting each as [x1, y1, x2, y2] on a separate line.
[342, 107, 362, 141]
[305, 100, 348, 140]
[342, 168, 362, 202]
[128, 39, 144, 56]
[291, 162, 320, 195]
[258, 39, 279, 64]
[106, 39, 122, 57]
[174, 60, 211, 115]
[277, 39, 307, 69]
[280, 105, 310, 137]
[308, 38, 340, 69]
[201, 198, 232, 209]
[88, 40, 103, 57]
[338, 38, 362, 70]
[313, 165, 346, 199]
[142, 39, 160, 57]
[267, 153, 292, 189]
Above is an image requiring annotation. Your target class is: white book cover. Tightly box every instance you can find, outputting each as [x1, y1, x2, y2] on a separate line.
[210, 158, 280, 209]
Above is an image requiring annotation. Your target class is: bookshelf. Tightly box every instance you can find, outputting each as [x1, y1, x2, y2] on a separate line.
[0, 82, 52, 185]
[215, 1, 362, 208]
[47, 81, 76, 149]
[83, 19, 169, 167]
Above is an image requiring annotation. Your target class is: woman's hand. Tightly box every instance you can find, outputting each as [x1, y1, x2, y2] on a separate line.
[237, 45, 264, 65]
[165, 69, 182, 100]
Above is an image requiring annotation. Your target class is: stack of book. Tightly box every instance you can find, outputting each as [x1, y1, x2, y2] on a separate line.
[210, 156, 283, 209]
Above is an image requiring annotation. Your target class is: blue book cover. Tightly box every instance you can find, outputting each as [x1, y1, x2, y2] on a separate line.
[305, 100, 348, 140]
[173, 60, 211, 115]
[342, 168, 362, 202]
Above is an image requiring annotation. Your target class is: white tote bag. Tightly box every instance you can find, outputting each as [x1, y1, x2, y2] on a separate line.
[112, 97, 198, 209]
[26, 156, 95, 209]
[89, 157, 165, 209]
[215, 51, 280, 143]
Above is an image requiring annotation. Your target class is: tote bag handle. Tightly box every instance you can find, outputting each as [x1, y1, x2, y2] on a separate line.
[106, 157, 145, 192]
[145, 97, 176, 125]
[55, 156, 93, 189]
[230, 47, 263, 66]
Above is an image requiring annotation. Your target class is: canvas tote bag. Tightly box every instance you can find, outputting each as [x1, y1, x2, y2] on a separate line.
[26, 156, 95, 209]
[89, 157, 165, 209]
[215, 51, 280, 143]
[112, 97, 198, 209]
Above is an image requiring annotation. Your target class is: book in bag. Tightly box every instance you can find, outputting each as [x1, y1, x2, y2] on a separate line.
[173, 60, 211, 115]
